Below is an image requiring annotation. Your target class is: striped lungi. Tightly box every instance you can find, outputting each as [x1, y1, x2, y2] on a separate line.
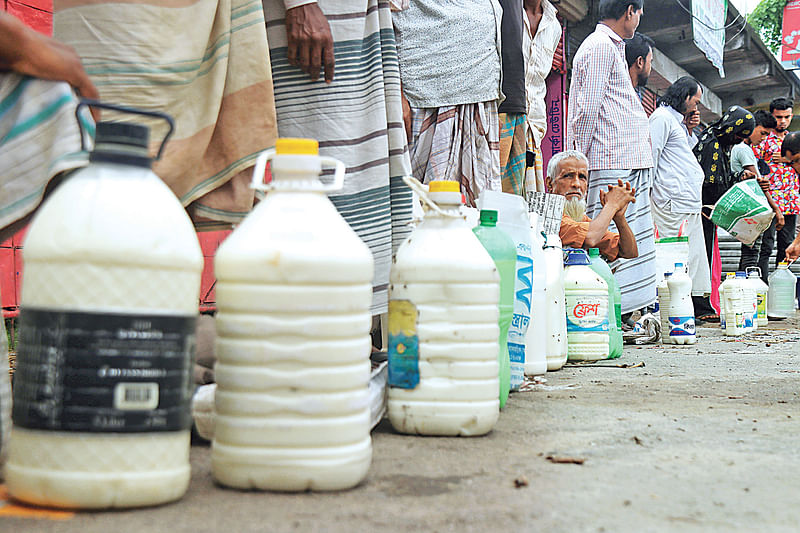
[55, 0, 278, 228]
[408, 101, 501, 207]
[263, 0, 413, 315]
[499, 112, 527, 197]
[587, 168, 657, 313]
[0, 74, 89, 232]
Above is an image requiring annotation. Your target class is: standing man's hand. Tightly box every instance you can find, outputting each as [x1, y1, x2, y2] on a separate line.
[684, 110, 701, 132]
[776, 210, 785, 231]
[0, 12, 100, 120]
[285, 3, 335, 83]
[785, 236, 800, 262]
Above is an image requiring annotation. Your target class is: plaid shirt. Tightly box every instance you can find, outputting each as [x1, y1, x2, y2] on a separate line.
[755, 131, 800, 215]
[566, 24, 653, 171]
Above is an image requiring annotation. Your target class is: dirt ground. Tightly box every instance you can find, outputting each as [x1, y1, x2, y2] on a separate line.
[4, 316, 800, 532]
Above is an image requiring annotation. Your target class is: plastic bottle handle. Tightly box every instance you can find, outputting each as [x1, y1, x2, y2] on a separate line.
[250, 149, 346, 193]
[401, 175, 461, 218]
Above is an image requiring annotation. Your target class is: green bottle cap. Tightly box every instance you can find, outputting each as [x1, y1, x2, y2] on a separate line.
[479, 209, 498, 226]
[588, 248, 600, 257]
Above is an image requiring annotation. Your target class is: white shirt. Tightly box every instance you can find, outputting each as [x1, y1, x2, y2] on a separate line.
[649, 105, 705, 214]
[522, 0, 561, 147]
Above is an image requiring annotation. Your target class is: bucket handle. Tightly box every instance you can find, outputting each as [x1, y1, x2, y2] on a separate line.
[250, 149, 346, 193]
[75, 99, 175, 160]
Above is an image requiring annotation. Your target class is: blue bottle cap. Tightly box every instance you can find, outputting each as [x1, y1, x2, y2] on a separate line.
[736, 271, 746, 278]
[564, 248, 591, 266]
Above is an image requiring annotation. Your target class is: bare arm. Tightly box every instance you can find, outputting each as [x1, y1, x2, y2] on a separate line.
[587, 179, 637, 258]
[0, 12, 99, 117]
[611, 211, 638, 259]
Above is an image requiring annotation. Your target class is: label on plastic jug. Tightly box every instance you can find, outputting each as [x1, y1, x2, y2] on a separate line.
[12, 309, 196, 432]
[388, 300, 420, 389]
[757, 292, 766, 319]
[668, 316, 696, 336]
[565, 296, 608, 332]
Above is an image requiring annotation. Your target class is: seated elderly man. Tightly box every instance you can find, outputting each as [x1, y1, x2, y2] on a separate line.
[546, 150, 638, 260]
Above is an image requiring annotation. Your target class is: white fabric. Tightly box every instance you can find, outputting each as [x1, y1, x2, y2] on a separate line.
[283, 0, 317, 8]
[392, 0, 502, 108]
[522, 0, 561, 147]
[651, 210, 711, 296]
[649, 105, 704, 214]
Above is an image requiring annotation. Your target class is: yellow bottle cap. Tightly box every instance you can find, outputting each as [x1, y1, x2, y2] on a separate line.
[276, 138, 319, 155]
[779, 261, 789, 266]
[428, 180, 460, 193]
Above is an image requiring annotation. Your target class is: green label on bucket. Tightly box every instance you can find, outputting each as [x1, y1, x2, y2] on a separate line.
[387, 300, 420, 389]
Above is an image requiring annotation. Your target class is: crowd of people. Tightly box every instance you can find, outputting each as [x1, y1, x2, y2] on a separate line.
[1, 0, 800, 341]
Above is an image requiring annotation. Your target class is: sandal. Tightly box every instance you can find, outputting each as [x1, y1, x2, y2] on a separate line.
[698, 313, 719, 322]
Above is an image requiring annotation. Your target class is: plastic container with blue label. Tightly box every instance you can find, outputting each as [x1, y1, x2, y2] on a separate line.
[564, 248, 609, 361]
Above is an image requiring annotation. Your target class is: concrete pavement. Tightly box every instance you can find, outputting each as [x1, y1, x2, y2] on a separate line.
[4, 316, 800, 532]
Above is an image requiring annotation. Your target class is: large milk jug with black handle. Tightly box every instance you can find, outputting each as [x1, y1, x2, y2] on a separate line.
[212, 139, 374, 491]
[6, 102, 202, 509]
[388, 179, 500, 436]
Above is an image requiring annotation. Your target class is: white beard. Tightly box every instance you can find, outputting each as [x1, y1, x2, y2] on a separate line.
[564, 197, 587, 222]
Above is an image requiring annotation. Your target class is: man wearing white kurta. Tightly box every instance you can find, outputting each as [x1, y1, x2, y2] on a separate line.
[649, 76, 711, 299]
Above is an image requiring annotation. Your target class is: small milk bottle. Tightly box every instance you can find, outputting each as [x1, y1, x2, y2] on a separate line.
[7, 103, 202, 509]
[667, 263, 696, 345]
[212, 139, 375, 492]
[388, 180, 500, 436]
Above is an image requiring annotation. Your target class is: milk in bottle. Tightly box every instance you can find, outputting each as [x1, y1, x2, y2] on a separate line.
[543, 235, 568, 370]
[657, 272, 674, 344]
[564, 249, 609, 362]
[6, 105, 202, 509]
[388, 180, 500, 436]
[211, 139, 375, 491]
[746, 267, 769, 327]
[667, 263, 696, 344]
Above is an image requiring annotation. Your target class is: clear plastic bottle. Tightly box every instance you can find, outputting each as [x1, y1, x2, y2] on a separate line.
[212, 139, 375, 491]
[473, 209, 516, 408]
[587, 248, 623, 359]
[768, 262, 797, 319]
[564, 248, 609, 361]
[6, 108, 202, 509]
[667, 263, 696, 345]
[388, 180, 499, 436]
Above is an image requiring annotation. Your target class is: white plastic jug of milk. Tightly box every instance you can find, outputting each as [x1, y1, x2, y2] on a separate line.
[564, 248, 609, 361]
[6, 102, 202, 509]
[523, 213, 547, 376]
[722, 273, 746, 336]
[388, 179, 499, 436]
[719, 273, 735, 331]
[667, 263, 696, 344]
[768, 262, 796, 319]
[211, 139, 375, 492]
[657, 272, 673, 344]
[543, 235, 568, 371]
[746, 267, 769, 327]
[736, 272, 755, 332]
[478, 192, 532, 391]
